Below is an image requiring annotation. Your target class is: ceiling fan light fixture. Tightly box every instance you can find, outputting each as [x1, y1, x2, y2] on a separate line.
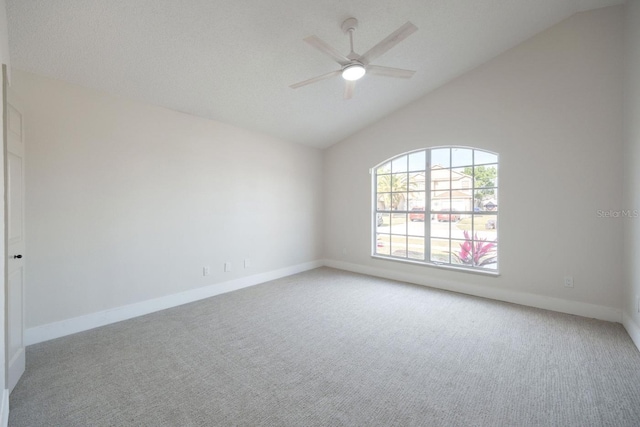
[290, 18, 417, 98]
[342, 64, 366, 81]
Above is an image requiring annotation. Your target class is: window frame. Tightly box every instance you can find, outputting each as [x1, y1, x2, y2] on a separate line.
[371, 146, 499, 275]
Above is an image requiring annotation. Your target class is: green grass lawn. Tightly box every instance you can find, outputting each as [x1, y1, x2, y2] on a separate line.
[456, 215, 497, 233]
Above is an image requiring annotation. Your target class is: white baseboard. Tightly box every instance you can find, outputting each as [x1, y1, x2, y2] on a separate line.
[622, 311, 640, 352]
[24, 258, 627, 346]
[26, 260, 323, 345]
[324, 259, 622, 323]
[0, 388, 8, 427]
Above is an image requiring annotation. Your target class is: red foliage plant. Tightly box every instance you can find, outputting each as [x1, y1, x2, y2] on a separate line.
[454, 230, 497, 267]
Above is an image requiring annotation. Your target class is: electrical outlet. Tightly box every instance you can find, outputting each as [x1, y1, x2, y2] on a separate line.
[224, 262, 232, 272]
[244, 259, 250, 269]
[564, 276, 574, 288]
[203, 266, 210, 276]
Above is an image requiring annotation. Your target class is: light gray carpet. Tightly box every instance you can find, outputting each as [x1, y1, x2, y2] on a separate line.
[9, 267, 640, 426]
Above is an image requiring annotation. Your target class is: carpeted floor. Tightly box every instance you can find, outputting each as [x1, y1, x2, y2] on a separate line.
[9, 267, 640, 426]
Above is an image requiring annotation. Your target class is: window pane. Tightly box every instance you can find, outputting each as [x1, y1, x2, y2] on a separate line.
[377, 174, 391, 193]
[452, 148, 473, 167]
[431, 166, 450, 190]
[408, 151, 426, 171]
[476, 188, 498, 212]
[391, 235, 407, 258]
[450, 220, 466, 240]
[409, 172, 426, 191]
[431, 148, 450, 168]
[431, 219, 450, 238]
[390, 213, 407, 235]
[394, 193, 408, 210]
[474, 189, 498, 212]
[408, 191, 425, 210]
[378, 173, 408, 195]
[376, 234, 390, 256]
[450, 235, 498, 268]
[478, 244, 498, 270]
[431, 190, 449, 212]
[451, 167, 469, 189]
[458, 216, 473, 236]
[408, 216, 424, 236]
[451, 167, 473, 213]
[377, 193, 391, 210]
[474, 165, 498, 188]
[472, 214, 498, 241]
[408, 236, 425, 260]
[474, 150, 497, 165]
[376, 213, 390, 229]
[409, 204, 425, 220]
[455, 168, 473, 191]
[376, 162, 391, 174]
[472, 239, 498, 269]
[450, 239, 468, 265]
[391, 173, 408, 190]
[390, 173, 408, 208]
[392, 155, 408, 173]
[452, 213, 498, 241]
[430, 238, 450, 263]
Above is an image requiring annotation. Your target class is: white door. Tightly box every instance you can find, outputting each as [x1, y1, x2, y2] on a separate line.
[7, 99, 25, 392]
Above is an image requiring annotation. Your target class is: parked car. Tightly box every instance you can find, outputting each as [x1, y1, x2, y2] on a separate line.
[409, 207, 425, 222]
[437, 210, 460, 222]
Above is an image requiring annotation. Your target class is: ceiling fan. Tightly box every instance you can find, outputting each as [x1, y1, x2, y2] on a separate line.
[290, 18, 418, 99]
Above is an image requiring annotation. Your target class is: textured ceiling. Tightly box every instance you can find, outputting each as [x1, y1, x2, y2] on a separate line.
[5, 0, 623, 148]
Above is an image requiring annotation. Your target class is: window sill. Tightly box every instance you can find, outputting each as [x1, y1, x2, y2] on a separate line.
[371, 254, 500, 276]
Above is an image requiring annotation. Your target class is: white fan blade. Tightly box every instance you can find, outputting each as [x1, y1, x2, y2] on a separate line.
[367, 65, 416, 79]
[290, 70, 341, 89]
[344, 80, 356, 99]
[304, 36, 350, 66]
[359, 22, 418, 65]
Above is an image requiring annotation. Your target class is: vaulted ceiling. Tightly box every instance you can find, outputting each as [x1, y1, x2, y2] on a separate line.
[6, 0, 624, 148]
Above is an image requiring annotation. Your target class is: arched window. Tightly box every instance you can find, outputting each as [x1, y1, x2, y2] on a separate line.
[373, 147, 498, 272]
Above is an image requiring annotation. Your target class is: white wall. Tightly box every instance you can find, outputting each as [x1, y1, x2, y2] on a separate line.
[324, 6, 624, 320]
[623, 0, 640, 348]
[12, 70, 324, 332]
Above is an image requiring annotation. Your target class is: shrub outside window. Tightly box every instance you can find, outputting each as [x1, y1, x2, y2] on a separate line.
[373, 147, 498, 272]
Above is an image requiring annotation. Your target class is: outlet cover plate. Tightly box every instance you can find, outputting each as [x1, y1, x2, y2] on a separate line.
[564, 276, 574, 288]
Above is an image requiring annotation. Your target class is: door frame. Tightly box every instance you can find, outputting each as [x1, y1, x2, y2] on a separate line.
[1, 63, 9, 420]
[2, 63, 7, 393]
